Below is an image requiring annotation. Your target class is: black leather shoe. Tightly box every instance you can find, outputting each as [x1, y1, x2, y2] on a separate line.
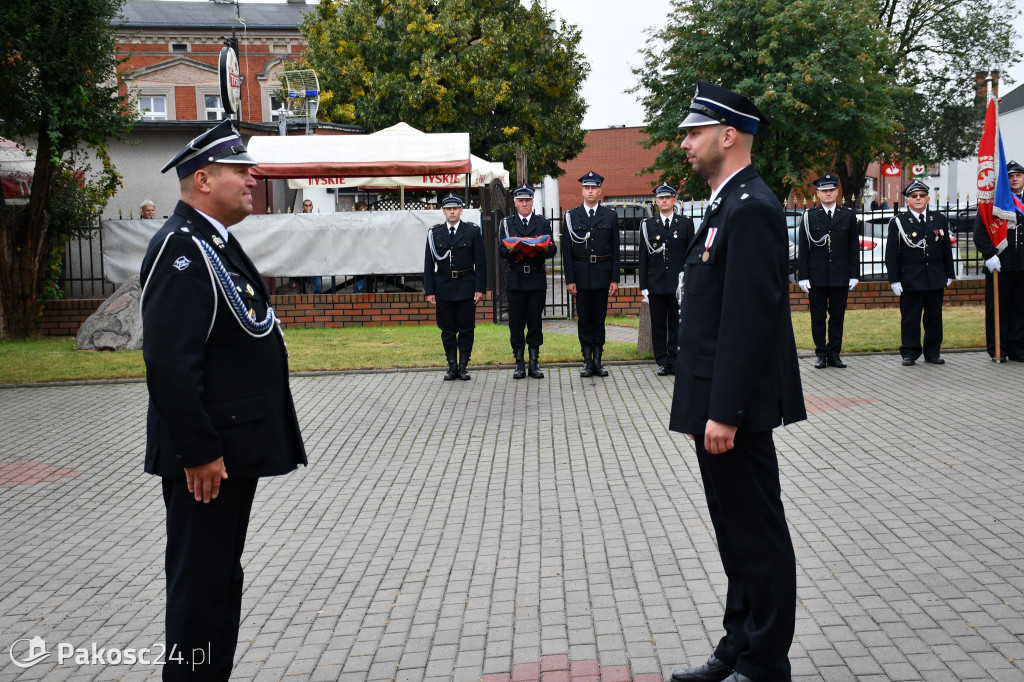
[924, 356, 945, 364]
[580, 347, 593, 378]
[657, 364, 670, 376]
[443, 363, 458, 381]
[901, 356, 915, 366]
[593, 348, 609, 377]
[527, 347, 544, 379]
[814, 356, 827, 369]
[827, 354, 847, 368]
[669, 655, 733, 682]
[512, 349, 526, 380]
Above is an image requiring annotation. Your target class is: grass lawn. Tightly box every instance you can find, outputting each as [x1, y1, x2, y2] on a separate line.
[0, 306, 986, 384]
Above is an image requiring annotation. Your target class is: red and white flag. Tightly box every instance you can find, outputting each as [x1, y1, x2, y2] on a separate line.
[977, 97, 1015, 253]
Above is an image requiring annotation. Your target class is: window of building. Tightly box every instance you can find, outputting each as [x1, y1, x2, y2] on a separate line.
[268, 94, 287, 119]
[138, 95, 167, 121]
[204, 94, 226, 121]
[170, 43, 189, 53]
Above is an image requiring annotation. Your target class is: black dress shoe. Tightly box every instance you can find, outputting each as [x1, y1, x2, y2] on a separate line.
[924, 356, 945, 364]
[827, 355, 847, 368]
[669, 655, 733, 682]
[901, 356, 915, 366]
[657, 364, 670, 376]
[814, 356, 827, 369]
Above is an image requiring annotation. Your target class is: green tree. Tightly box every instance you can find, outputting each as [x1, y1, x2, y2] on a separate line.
[298, 0, 588, 180]
[0, 0, 134, 339]
[634, 0, 899, 204]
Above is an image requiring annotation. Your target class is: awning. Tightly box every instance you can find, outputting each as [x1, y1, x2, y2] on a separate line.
[0, 137, 34, 199]
[246, 122, 472, 180]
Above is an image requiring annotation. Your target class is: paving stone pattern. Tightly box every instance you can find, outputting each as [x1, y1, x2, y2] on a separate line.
[1, 352, 1023, 681]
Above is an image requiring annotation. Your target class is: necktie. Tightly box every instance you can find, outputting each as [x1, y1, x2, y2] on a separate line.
[522, 217, 529, 229]
[449, 226, 456, 239]
[827, 210, 833, 220]
[589, 209, 595, 219]
[664, 218, 670, 229]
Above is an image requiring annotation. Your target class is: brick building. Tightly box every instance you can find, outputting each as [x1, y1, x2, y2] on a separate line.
[557, 126, 668, 211]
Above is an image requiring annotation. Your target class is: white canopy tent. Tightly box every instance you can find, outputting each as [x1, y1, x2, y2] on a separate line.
[282, 123, 509, 191]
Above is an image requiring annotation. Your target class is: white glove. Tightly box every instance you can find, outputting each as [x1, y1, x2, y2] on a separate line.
[946, 278, 953, 287]
[798, 280, 811, 294]
[676, 272, 684, 305]
[641, 288, 649, 303]
[986, 255, 1001, 273]
[891, 282, 903, 297]
[848, 278, 859, 291]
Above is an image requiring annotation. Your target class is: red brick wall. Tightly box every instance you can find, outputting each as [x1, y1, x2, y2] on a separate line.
[38, 282, 985, 337]
[558, 127, 668, 211]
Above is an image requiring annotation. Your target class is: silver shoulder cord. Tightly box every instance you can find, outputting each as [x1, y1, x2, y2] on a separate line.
[894, 217, 926, 250]
[641, 219, 665, 254]
[564, 210, 590, 244]
[803, 210, 829, 247]
[427, 227, 453, 262]
[501, 215, 512, 241]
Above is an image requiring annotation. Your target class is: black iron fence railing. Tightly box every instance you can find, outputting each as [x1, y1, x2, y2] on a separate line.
[60, 199, 986, 301]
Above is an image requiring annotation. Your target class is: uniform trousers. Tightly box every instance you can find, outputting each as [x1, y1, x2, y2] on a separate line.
[507, 288, 545, 351]
[899, 289, 944, 360]
[807, 286, 848, 358]
[162, 477, 258, 682]
[648, 293, 679, 368]
[694, 430, 795, 682]
[984, 270, 1024, 360]
[436, 298, 476, 354]
[575, 288, 609, 348]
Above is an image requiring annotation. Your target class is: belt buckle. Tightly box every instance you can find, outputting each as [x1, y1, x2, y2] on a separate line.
[589, 255, 597, 263]
[450, 271, 459, 279]
[522, 265, 532, 274]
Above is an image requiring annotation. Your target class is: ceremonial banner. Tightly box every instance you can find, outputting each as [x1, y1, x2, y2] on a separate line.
[977, 97, 1016, 253]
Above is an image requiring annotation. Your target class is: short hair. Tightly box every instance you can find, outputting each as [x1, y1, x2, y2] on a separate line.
[140, 199, 155, 211]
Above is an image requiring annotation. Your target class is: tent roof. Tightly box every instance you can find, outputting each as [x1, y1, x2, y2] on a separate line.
[246, 123, 472, 179]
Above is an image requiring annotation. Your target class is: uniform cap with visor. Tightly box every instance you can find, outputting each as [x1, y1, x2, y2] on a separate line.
[677, 81, 769, 135]
[161, 119, 257, 180]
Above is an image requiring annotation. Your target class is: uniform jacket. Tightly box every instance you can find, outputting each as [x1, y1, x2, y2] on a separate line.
[561, 203, 620, 290]
[140, 201, 307, 479]
[639, 213, 695, 295]
[885, 210, 955, 290]
[669, 166, 806, 435]
[498, 212, 558, 291]
[974, 193, 1024, 271]
[423, 221, 487, 301]
[797, 204, 861, 286]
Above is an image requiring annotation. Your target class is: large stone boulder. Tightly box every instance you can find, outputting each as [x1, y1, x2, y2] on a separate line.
[76, 275, 143, 351]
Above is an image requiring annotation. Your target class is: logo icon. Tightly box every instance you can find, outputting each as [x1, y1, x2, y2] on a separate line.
[10, 636, 50, 668]
[172, 256, 191, 271]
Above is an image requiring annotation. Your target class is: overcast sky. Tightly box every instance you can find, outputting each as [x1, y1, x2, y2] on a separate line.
[162, 0, 1024, 129]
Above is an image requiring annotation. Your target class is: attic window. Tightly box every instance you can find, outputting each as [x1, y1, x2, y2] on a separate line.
[170, 43, 189, 53]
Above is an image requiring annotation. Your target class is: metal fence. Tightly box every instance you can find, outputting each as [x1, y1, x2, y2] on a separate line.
[60, 198, 985, 302]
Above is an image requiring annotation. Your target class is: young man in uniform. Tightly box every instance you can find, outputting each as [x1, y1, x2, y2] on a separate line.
[141, 119, 307, 681]
[668, 82, 805, 682]
[797, 174, 861, 368]
[424, 193, 487, 380]
[639, 182, 694, 375]
[562, 171, 619, 377]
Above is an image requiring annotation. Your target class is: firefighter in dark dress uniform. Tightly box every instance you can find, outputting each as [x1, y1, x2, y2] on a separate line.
[140, 119, 307, 681]
[797, 174, 861, 368]
[974, 159, 1024, 361]
[885, 180, 955, 366]
[499, 184, 557, 379]
[562, 171, 620, 377]
[424, 193, 487, 380]
[639, 182, 694, 375]
[668, 82, 805, 682]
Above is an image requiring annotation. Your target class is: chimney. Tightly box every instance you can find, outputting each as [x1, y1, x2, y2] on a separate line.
[975, 70, 1000, 105]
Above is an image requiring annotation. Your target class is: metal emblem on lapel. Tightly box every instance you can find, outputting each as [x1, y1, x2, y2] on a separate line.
[172, 256, 191, 271]
[212, 234, 226, 248]
[710, 197, 721, 212]
[245, 283, 255, 296]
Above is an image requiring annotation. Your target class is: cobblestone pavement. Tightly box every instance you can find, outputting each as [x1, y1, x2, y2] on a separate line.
[2, 351, 1023, 681]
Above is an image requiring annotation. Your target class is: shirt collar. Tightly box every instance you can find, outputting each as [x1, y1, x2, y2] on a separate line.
[195, 209, 229, 243]
[708, 167, 745, 208]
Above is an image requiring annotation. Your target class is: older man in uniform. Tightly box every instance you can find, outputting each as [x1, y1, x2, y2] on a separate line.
[499, 184, 557, 379]
[885, 180, 955, 366]
[668, 82, 805, 682]
[140, 119, 307, 681]
[639, 182, 694, 375]
[424, 193, 487, 380]
[797, 174, 861, 368]
[974, 159, 1024, 361]
[562, 171, 620, 377]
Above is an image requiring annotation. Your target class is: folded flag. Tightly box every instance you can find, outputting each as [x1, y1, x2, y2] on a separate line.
[503, 235, 552, 259]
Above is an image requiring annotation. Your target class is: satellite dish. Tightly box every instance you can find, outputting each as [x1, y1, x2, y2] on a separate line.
[283, 69, 320, 121]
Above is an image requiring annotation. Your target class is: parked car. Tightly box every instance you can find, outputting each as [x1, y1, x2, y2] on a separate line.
[614, 203, 647, 274]
[859, 211, 960, 280]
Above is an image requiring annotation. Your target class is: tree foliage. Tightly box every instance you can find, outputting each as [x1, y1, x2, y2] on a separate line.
[879, 0, 1020, 166]
[634, 0, 898, 203]
[0, 0, 134, 339]
[297, 0, 588, 180]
